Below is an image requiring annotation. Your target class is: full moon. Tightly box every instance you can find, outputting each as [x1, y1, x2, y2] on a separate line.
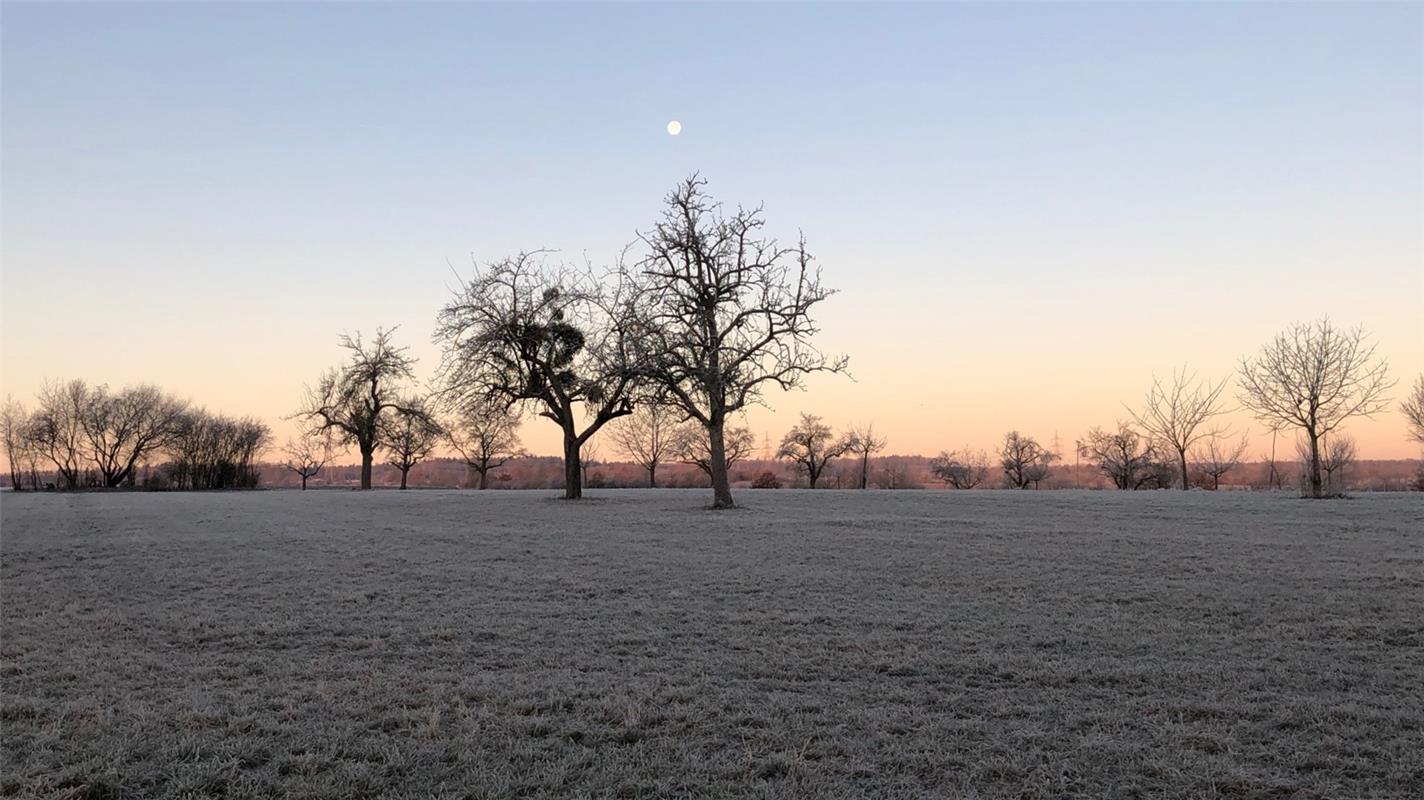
[666, 120, 682, 136]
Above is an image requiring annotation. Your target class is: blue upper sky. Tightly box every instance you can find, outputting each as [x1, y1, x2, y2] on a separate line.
[3, 2, 1421, 455]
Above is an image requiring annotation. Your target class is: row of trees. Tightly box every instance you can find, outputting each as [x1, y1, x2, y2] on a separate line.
[281, 173, 1413, 504]
[286, 337, 527, 491]
[917, 320, 1407, 497]
[289, 294, 1414, 501]
[2, 380, 269, 491]
[9, 172, 1420, 501]
[604, 402, 1363, 494]
[662, 318, 1411, 496]
[297, 176, 844, 507]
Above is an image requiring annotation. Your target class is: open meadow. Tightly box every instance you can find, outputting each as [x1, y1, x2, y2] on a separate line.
[2, 489, 1421, 799]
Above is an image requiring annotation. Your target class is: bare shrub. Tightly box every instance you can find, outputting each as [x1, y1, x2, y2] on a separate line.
[1079, 424, 1171, 490]
[930, 449, 990, 489]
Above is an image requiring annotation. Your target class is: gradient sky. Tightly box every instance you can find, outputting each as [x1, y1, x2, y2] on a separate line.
[3, 2, 1421, 462]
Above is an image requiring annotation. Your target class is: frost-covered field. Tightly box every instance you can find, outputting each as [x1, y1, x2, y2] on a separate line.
[2, 489, 1421, 799]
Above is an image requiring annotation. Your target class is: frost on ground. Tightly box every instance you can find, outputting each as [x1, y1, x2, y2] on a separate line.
[1, 489, 1421, 799]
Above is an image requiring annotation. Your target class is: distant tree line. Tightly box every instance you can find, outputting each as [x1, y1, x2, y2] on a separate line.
[2, 379, 269, 491]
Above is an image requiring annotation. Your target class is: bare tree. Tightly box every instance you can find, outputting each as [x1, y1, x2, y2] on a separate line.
[383, 398, 443, 490]
[777, 413, 851, 489]
[298, 328, 422, 490]
[30, 379, 91, 489]
[2, 397, 32, 491]
[630, 176, 848, 508]
[446, 398, 524, 489]
[1261, 425, 1286, 490]
[609, 404, 676, 488]
[671, 422, 755, 479]
[999, 431, 1056, 489]
[166, 411, 270, 489]
[1238, 319, 1393, 498]
[1130, 367, 1229, 490]
[1402, 375, 1424, 445]
[1306, 433, 1357, 495]
[81, 384, 188, 488]
[1078, 424, 1170, 490]
[845, 424, 888, 490]
[930, 448, 990, 489]
[282, 432, 332, 490]
[1191, 434, 1248, 490]
[578, 441, 601, 488]
[436, 252, 639, 499]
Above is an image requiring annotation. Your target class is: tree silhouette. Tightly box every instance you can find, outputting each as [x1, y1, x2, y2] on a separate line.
[630, 176, 847, 507]
[298, 328, 422, 490]
[1238, 319, 1392, 498]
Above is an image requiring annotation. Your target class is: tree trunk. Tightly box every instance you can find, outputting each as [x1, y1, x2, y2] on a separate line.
[808, 469, 819, 489]
[707, 418, 734, 508]
[301, 475, 308, 490]
[399, 469, 409, 490]
[1178, 449, 1189, 490]
[1307, 429, 1323, 498]
[359, 446, 374, 490]
[648, 465, 657, 489]
[478, 468, 489, 490]
[860, 454, 869, 489]
[563, 436, 582, 499]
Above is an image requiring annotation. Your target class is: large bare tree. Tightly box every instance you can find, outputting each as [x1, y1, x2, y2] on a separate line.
[777, 413, 851, 489]
[1402, 375, 1424, 445]
[1238, 319, 1393, 498]
[671, 422, 755, 480]
[609, 404, 675, 488]
[435, 252, 639, 499]
[630, 176, 847, 508]
[81, 384, 188, 488]
[445, 398, 524, 489]
[298, 328, 421, 490]
[383, 398, 443, 490]
[999, 431, 1055, 489]
[1129, 368, 1229, 490]
[845, 424, 887, 490]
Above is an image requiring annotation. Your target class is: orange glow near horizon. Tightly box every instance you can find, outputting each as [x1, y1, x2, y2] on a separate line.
[2, 290, 1420, 465]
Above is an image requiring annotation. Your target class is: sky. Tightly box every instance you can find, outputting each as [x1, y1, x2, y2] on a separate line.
[3, 2, 1422, 462]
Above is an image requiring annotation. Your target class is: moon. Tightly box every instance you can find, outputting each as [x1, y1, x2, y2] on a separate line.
[666, 120, 682, 136]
